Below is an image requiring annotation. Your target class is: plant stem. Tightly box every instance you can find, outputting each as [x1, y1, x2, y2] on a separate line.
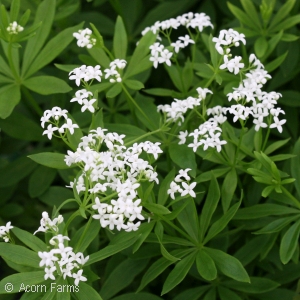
[63, 210, 81, 234]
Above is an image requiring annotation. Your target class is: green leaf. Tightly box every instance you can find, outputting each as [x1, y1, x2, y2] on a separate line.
[22, 0, 55, 76]
[137, 257, 173, 292]
[125, 31, 156, 78]
[240, 0, 261, 29]
[254, 36, 268, 58]
[196, 167, 230, 183]
[158, 168, 175, 205]
[0, 272, 45, 294]
[269, 0, 295, 30]
[143, 203, 171, 215]
[204, 201, 240, 244]
[71, 219, 100, 253]
[218, 286, 243, 300]
[25, 22, 84, 78]
[205, 248, 250, 282]
[113, 16, 127, 59]
[227, 2, 260, 31]
[196, 250, 217, 281]
[86, 234, 138, 266]
[221, 169, 238, 212]
[0, 110, 44, 141]
[164, 64, 184, 92]
[101, 258, 148, 299]
[161, 252, 197, 295]
[76, 282, 103, 300]
[264, 138, 290, 155]
[0, 156, 37, 188]
[209, 34, 218, 69]
[110, 293, 161, 300]
[174, 198, 199, 242]
[199, 174, 220, 241]
[270, 13, 300, 33]
[280, 219, 300, 264]
[265, 51, 288, 73]
[10, 0, 20, 21]
[12, 227, 47, 252]
[106, 84, 122, 98]
[173, 286, 210, 300]
[132, 221, 155, 253]
[0, 84, 21, 119]
[223, 277, 280, 293]
[234, 204, 300, 219]
[143, 88, 175, 97]
[0, 243, 40, 268]
[261, 30, 283, 60]
[124, 79, 144, 90]
[90, 22, 104, 48]
[254, 215, 299, 234]
[291, 138, 300, 198]
[28, 153, 70, 169]
[87, 47, 110, 68]
[168, 144, 196, 177]
[28, 166, 57, 198]
[23, 76, 72, 95]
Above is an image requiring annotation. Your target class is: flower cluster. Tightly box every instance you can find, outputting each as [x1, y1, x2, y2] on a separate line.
[142, 12, 213, 36]
[7, 21, 24, 34]
[157, 88, 212, 125]
[167, 169, 197, 199]
[143, 12, 213, 68]
[212, 29, 286, 133]
[35, 212, 89, 286]
[69, 65, 102, 86]
[71, 89, 97, 113]
[40, 107, 79, 140]
[65, 127, 162, 232]
[149, 43, 173, 69]
[0, 222, 13, 242]
[104, 59, 127, 82]
[73, 28, 96, 49]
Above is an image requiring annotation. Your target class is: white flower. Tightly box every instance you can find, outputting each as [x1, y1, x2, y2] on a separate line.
[181, 182, 196, 198]
[81, 99, 97, 113]
[270, 117, 286, 133]
[7, 21, 24, 34]
[61, 119, 79, 135]
[73, 269, 87, 286]
[178, 34, 195, 46]
[158, 49, 173, 66]
[43, 124, 58, 140]
[253, 117, 268, 131]
[44, 266, 56, 280]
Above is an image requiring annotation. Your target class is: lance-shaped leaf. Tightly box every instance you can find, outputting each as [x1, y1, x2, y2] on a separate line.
[28, 153, 71, 169]
[23, 76, 72, 95]
[0, 84, 21, 119]
[161, 252, 197, 295]
[113, 16, 127, 59]
[280, 219, 300, 264]
[205, 247, 250, 282]
[196, 250, 217, 281]
[199, 174, 220, 241]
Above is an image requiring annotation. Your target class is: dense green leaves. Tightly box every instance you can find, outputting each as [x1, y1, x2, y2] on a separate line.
[28, 153, 70, 169]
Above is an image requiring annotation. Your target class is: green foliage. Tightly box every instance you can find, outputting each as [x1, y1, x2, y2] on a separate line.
[0, 0, 300, 299]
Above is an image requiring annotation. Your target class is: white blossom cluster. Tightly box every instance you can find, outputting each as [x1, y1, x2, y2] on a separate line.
[73, 28, 96, 49]
[35, 212, 89, 286]
[104, 59, 127, 82]
[187, 118, 227, 152]
[143, 12, 213, 68]
[157, 87, 212, 125]
[149, 43, 173, 69]
[71, 89, 97, 113]
[64, 127, 162, 232]
[0, 222, 13, 243]
[69, 65, 102, 86]
[142, 12, 213, 36]
[212, 29, 286, 133]
[40, 107, 79, 140]
[7, 21, 24, 34]
[167, 169, 196, 199]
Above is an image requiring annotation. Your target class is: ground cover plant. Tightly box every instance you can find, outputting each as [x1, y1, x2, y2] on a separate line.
[0, 0, 300, 299]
